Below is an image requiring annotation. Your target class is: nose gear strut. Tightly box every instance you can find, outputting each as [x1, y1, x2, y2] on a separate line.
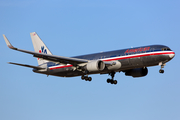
[159, 62, 165, 73]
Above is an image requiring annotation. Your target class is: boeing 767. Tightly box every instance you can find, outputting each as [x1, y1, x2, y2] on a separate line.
[3, 32, 175, 84]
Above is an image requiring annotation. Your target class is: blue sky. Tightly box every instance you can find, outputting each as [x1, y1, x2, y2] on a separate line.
[0, 0, 179, 120]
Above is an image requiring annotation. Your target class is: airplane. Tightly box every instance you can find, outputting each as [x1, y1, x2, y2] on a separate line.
[3, 32, 175, 85]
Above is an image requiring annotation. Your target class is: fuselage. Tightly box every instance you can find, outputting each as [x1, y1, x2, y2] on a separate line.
[33, 44, 175, 77]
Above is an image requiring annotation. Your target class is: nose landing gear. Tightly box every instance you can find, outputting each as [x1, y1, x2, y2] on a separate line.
[159, 62, 165, 74]
[107, 72, 118, 85]
[159, 69, 164, 73]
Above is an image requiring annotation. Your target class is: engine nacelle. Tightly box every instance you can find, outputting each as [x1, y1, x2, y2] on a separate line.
[85, 60, 105, 72]
[125, 67, 148, 77]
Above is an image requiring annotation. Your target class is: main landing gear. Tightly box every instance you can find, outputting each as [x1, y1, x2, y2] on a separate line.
[159, 62, 165, 74]
[81, 75, 92, 81]
[107, 72, 117, 85]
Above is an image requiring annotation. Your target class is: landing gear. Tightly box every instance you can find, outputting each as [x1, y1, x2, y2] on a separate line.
[81, 75, 92, 81]
[159, 69, 164, 73]
[107, 72, 117, 85]
[107, 79, 117, 84]
[159, 62, 166, 74]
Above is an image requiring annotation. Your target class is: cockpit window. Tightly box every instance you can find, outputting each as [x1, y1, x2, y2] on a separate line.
[162, 48, 171, 51]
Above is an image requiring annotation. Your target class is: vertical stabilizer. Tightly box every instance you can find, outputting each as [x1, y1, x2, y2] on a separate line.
[30, 32, 52, 65]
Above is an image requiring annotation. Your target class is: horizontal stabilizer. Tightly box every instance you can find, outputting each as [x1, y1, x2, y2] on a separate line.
[8, 62, 45, 70]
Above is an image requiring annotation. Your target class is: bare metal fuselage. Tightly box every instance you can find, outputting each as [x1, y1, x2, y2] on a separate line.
[33, 45, 174, 77]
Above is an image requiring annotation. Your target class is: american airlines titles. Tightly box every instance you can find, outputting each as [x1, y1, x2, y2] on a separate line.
[124, 47, 150, 54]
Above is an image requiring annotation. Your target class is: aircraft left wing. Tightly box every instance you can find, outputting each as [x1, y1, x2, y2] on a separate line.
[3, 35, 89, 66]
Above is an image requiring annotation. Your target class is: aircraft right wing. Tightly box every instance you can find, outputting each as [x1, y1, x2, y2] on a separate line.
[3, 34, 89, 66]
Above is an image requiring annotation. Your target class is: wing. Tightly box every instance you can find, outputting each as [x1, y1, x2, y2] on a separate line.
[3, 34, 89, 66]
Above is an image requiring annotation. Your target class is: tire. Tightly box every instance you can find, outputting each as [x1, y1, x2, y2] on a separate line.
[107, 79, 111, 83]
[88, 77, 92, 81]
[85, 77, 89, 81]
[81, 76, 85, 80]
[159, 70, 164, 73]
[114, 80, 117, 85]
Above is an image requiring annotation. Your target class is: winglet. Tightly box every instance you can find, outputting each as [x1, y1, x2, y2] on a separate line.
[3, 34, 17, 50]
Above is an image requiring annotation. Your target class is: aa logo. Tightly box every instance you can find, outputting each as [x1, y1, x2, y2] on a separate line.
[39, 46, 47, 54]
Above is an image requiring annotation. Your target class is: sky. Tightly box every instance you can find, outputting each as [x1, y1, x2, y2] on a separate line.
[0, 0, 180, 120]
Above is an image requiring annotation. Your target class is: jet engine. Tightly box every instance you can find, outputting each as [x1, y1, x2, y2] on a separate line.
[125, 67, 148, 77]
[85, 60, 105, 72]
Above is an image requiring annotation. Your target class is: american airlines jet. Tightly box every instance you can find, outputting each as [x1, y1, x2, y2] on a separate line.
[3, 32, 175, 85]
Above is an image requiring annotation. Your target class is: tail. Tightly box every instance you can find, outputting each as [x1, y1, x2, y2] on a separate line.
[30, 32, 52, 65]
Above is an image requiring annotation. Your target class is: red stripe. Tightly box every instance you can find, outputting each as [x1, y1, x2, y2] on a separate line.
[49, 51, 175, 70]
[49, 65, 73, 70]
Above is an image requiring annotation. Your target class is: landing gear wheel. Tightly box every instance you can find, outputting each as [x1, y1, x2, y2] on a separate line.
[81, 76, 85, 80]
[81, 75, 92, 81]
[85, 77, 89, 81]
[107, 78, 117, 84]
[88, 77, 92, 81]
[107, 79, 111, 83]
[110, 80, 114, 84]
[159, 69, 164, 73]
[114, 80, 117, 85]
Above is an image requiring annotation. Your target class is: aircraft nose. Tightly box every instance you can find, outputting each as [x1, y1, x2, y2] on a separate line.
[169, 52, 175, 59]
